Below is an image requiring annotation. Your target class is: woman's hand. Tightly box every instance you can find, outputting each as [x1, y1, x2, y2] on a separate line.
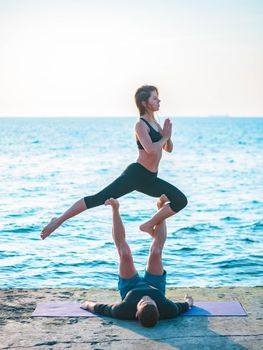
[162, 118, 173, 152]
[162, 118, 172, 141]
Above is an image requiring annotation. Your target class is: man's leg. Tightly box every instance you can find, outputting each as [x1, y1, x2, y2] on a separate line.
[146, 195, 168, 275]
[105, 198, 137, 278]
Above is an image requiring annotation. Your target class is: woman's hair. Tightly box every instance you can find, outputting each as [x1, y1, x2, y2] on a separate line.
[135, 85, 158, 116]
[137, 303, 159, 327]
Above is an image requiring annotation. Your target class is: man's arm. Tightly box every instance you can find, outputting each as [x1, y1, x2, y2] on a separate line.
[81, 301, 116, 317]
[112, 301, 136, 320]
[159, 299, 190, 319]
[81, 300, 136, 320]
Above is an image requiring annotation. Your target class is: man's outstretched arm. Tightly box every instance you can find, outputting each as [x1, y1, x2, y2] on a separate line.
[80, 300, 135, 319]
[80, 301, 115, 317]
[158, 296, 193, 319]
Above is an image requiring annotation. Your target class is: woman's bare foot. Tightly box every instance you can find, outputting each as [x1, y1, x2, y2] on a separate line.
[139, 222, 155, 237]
[140, 195, 169, 236]
[40, 217, 61, 240]
[157, 194, 169, 210]
[105, 198, 119, 210]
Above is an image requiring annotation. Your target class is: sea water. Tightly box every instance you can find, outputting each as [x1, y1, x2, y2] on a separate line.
[0, 117, 262, 288]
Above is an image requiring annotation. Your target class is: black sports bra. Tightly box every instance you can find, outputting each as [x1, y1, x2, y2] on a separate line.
[136, 118, 162, 150]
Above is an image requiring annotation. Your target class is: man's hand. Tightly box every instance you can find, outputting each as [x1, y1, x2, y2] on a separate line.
[80, 301, 97, 310]
[184, 295, 194, 309]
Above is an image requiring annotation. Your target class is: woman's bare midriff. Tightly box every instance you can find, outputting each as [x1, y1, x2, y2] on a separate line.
[136, 149, 162, 173]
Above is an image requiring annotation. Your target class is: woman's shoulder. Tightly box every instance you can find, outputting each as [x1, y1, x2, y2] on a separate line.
[135, 119, 149, 130]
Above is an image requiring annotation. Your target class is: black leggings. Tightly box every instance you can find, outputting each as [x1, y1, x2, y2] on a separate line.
[84, 163, 187, 212]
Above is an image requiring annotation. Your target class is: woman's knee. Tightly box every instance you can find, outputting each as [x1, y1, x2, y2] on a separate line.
[181, 193, 188, 209]
[170, 192, 188, 212]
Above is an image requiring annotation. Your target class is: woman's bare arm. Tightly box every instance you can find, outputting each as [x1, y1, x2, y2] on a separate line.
[163, 138, 173, 152]
[135, 119, 171, 154]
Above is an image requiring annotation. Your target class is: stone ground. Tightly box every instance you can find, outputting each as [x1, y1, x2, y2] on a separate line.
[0, 287, 262, 350]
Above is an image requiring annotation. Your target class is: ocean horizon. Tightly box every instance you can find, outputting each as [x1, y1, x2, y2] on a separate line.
[1, 117, 262, 288]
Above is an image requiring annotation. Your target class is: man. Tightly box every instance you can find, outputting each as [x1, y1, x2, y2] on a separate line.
[81, 195, 193, 327]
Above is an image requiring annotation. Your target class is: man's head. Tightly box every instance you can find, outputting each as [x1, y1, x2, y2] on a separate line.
[136, 296, 160, 327]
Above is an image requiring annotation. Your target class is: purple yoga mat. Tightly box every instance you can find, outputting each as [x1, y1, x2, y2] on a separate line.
[32, 302, 96, 317]
[32, 301, 247, 317]
[182, 301, 247, 316]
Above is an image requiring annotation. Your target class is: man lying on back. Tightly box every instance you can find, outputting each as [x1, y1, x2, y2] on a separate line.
[81, 196, 193, 327]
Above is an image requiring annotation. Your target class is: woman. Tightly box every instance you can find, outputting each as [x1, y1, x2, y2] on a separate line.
[41, 85, 187, 239]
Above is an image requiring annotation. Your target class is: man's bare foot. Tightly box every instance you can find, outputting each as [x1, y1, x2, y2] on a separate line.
[40, 217, 60, 240]
[139, 222, 155, 237]
[105, 198, 119, 210]
[157, 194, 169, 210]
[184, 295, 194, 308]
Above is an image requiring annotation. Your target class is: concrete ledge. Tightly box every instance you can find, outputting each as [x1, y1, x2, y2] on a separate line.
[0, 287, 262, 349]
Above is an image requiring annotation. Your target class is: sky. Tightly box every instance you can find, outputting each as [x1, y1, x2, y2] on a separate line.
[0, 0, 262, 117]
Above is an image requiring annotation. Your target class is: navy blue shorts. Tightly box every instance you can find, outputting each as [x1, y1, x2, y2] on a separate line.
[118, 270, 167, 300]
